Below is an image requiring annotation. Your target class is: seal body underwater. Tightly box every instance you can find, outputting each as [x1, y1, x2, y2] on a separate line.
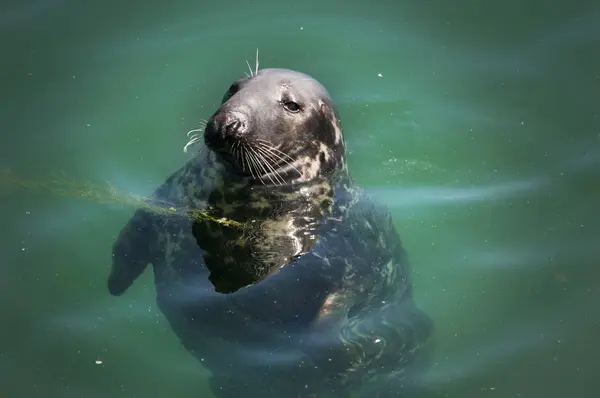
[108, 67, 433, 397]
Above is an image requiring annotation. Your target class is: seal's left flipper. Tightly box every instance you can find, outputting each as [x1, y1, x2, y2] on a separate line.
[108, 208, 156, 296]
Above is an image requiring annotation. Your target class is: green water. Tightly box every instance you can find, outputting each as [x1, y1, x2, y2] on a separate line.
[2, 0, 599, 397]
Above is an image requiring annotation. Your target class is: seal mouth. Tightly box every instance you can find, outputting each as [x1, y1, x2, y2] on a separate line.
[203, 134, 255, 178]
[215, 148, 251, 176]
[206, 135, 302, 185]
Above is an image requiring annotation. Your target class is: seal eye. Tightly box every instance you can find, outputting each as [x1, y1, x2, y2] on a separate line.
[283, 101, 301, 113]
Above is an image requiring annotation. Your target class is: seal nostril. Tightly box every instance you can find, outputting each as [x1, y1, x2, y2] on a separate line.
[222, 114, 247, 137]
[225, 120, 240, 136]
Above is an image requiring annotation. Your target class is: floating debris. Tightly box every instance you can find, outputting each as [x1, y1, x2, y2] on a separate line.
[0, 169, 244, 229]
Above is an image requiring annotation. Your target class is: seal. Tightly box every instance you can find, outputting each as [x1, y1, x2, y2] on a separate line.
[107, 66, 433, 398]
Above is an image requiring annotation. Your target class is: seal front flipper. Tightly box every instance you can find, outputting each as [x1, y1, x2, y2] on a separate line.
[108, 208, 156, 296]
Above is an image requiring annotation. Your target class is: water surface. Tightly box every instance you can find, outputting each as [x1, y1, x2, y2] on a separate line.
[1, 0, 599, 397]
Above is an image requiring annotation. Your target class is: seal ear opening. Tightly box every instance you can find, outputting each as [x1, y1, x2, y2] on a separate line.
[319, 100, 330, 117]
[319, 100, 340, 127]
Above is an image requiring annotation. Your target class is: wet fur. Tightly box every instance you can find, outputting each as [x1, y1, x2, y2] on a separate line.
[108, 68, 433, 397]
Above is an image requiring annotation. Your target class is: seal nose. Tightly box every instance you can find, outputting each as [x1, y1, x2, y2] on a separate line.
[205, 110, 249, 151]
[218, 111, 248, 138]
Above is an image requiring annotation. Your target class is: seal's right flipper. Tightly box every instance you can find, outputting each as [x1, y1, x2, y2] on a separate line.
[108, 209, 156, 296]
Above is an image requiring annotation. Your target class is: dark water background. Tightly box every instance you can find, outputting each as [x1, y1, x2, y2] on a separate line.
[1, 0, 599, 397]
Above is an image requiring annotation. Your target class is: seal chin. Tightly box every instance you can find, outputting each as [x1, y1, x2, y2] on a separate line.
[217, 152, 251, 177]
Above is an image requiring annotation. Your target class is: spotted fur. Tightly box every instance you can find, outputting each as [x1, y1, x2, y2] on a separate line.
[108, 68, 432, 398]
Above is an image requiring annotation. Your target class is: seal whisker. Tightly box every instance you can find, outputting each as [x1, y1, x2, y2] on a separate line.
[255, 48, 259, 76]
[246, 147, 264, 183]
[245, 60, 254, 78]
[234, 141, 245, 172]
[254, 139, 298, 163]
[241, 142, 258, 179]
[183, 134, 202, 153]
[257, 148, 301, 178]
[248, 146, 277, 185]
[232, 141, 240, 169]
[187, 127, 204, 137]
[253, 146, 286, 186]
[255, 147, 285, 185]
[255, 144, 295, 169]
[253, 146, 289, 185]
[239, 143, 249, 173]
[184, 120, 209, 153]
[255, 141, 302, 177]
[249, 148, 272, 186]
[236, 141, 249, 174]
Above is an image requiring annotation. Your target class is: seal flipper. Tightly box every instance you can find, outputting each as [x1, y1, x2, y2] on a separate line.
[108, 209, 156, 296]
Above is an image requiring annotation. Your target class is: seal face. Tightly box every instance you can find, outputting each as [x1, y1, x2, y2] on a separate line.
[108, 68, 433, 397]
[204, 68, 345, 182]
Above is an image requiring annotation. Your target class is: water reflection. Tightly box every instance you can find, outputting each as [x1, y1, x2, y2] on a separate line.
[372, 178, 549, 208]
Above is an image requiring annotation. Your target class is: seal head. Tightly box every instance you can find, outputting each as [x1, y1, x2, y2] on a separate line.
[204, 68, 346, 186]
